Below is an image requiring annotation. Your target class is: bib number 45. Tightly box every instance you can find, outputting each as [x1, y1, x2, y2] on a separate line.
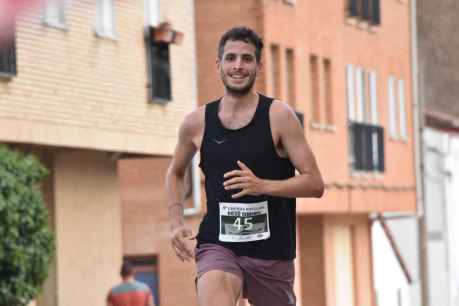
[233, 217, 253, 231]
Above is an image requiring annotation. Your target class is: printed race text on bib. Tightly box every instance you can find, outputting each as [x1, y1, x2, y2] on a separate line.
[219, 201, 270, 242]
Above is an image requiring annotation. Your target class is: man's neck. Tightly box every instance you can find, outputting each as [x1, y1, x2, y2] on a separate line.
[122, 276, 135, 283]
[221, 90, 258, 114]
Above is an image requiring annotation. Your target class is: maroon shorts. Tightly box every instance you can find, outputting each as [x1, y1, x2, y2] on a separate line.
[195, 243, 296, 306]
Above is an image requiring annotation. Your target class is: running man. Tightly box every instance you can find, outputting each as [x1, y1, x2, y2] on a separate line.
[165, 26, 324, 306]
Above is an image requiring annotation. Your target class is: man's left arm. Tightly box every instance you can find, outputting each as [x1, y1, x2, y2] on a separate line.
[223, 102, 324, 199]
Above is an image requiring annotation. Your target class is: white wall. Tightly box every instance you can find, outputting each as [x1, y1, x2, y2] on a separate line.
[372, 221, 411, 306]
[444, 134, 459, 306]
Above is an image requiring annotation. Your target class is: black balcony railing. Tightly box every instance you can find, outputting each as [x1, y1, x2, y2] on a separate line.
[347, 0, 381, 25]
[146, 26, 171, 102]
[0, 34, 17, 76]
[350, 122, 385, 172]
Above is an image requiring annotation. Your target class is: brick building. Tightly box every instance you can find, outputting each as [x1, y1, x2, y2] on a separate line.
[0, 0, 197, 305]
[1, 0, 418, 306]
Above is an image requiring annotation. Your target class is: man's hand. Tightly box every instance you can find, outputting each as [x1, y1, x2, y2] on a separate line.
[171, 225, 196, 262]
[223, 161, 267, 199]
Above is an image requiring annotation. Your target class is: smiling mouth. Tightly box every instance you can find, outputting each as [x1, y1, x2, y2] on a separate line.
[229, 74, 247, 80]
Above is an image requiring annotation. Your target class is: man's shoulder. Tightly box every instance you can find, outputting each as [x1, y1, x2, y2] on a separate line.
[132, 280, 151, 292]
[184, 105, 206, 123]
[269, 99, 296, 120]
[109, 281, 149, 294]
[185, 99, 222, 122]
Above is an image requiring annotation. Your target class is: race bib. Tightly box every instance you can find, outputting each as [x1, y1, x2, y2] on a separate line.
[219, 201, 270, 242]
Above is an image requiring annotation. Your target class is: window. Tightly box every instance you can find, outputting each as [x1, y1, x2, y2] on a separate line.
[0, 31, 16, 77]
[96, 0, 116, 38]
[124, 255, 159, 306]
[346, 65, 356, 121]
[369, 71, 378, 124]
[145, 0, 160, 26]
[271, 45, 281, 99]
[310, 55, 320, 123]
[144, 0, 169, 102]
[148, 37, 171, 101]
[347, 0, 381, 25]
[346, 64, 384, 172]
[398, 80, 407, 140]
[355, 67, 366, 123]
[387, 76, 408, 141]
[388, 76, 397, 138]
[350, 122, 384, 171]
[286, 49, 296, 107]
[309, 56, 334, 128]
[43, 0, 65, 27]
[324, 59, 333, 125]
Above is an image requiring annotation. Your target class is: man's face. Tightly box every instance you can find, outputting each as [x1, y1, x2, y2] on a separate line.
[217, 40, 262, 97]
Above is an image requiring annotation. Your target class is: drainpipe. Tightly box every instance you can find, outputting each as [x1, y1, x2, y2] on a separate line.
[410, 0, 429, 304]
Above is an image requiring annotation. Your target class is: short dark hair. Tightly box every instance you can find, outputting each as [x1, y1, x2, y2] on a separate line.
[120, 261, 133, 278]
[218, 26, 264, 63]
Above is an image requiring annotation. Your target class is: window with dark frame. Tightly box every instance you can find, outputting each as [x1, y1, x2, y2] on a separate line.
[147, 27, 171, 102]
[0, 31, 17, 77]
[347, 0, 381, 25]
[309, 55, 320, 123]
[323, 58, 333, 125]
[346, 65, 385, 173]
[270, 44, 281, 99]
[350, 122, 384, 172]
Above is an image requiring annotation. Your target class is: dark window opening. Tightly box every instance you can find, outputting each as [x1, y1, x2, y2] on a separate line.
[347, 0, 381, 25]
[350, 122, 384, 172]
[147, 27, 171, 102]
[0, 30, 17, 77]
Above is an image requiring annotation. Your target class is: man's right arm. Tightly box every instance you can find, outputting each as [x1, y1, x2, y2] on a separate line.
[165, 110, 201, 261]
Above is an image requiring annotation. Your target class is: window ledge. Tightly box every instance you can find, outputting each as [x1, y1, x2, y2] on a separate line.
[282, 0, 296, 6]
[369, 24, 380, 34]
[345, 16, 358, 26]
[309, 122, 336, 133]
[42, 20, 68, 31]
[389, 136, 409, 143]
[345, 16, 380, 32]
[148, 97, 171, 104]
[95, 30, 118, 41]
[351, 170, 384, 179]
[357, 20, 368, 30]
[0, 71, 16, 80]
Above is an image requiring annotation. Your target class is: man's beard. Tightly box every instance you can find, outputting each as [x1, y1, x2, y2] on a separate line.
[221, 73, 256, 97]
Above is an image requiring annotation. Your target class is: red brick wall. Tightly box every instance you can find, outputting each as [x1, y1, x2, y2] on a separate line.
[298, 216, 327, 306]
[118, 157, 203, 306]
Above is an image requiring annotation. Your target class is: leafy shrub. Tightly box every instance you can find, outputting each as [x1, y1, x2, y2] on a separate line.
[0, 145, 54, 306]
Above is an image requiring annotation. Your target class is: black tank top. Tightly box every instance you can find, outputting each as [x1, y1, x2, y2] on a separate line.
[197, 94, 296, 260]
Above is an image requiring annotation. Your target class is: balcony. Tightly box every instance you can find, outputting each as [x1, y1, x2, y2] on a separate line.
[350, 122, 385, 172]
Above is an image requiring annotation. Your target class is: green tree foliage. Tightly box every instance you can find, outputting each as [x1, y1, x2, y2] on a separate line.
[0, 145, 54, 306]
